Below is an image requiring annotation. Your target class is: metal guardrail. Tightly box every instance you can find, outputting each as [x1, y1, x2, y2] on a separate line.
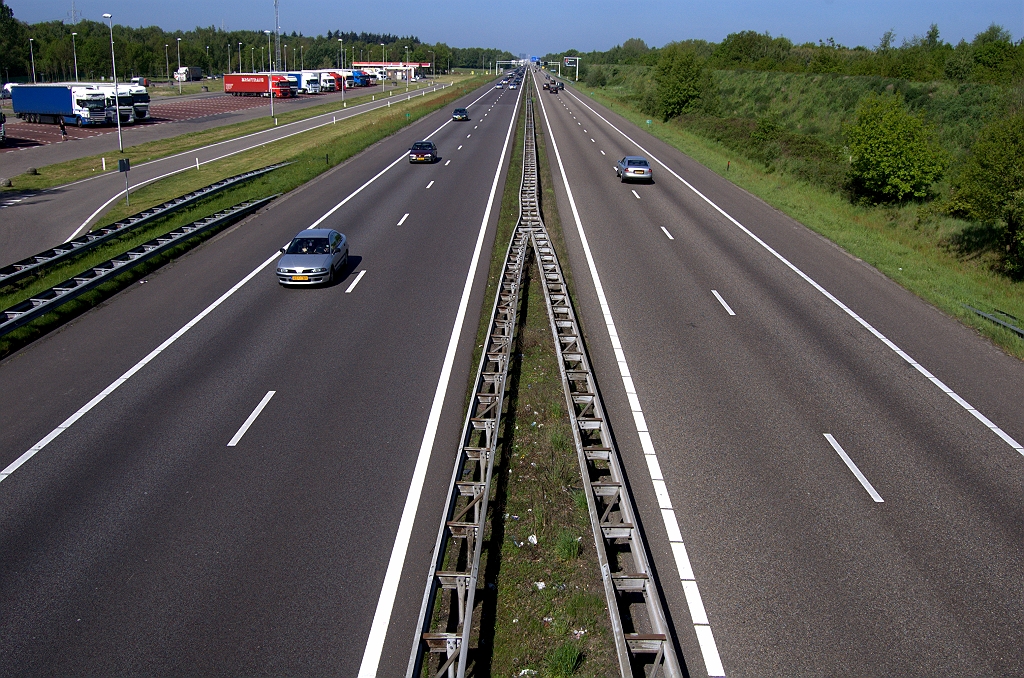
[525, 86, 681, 678]
[0, 163, 289, 289]
[0, 196, 276, 339]
[964, 304, 1024, 338]
[409, 84, 681, 678]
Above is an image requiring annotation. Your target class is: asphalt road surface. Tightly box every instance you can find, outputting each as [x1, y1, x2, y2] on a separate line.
[0, 79, 521, 675]
[532, 69, 1024, 678]
[0, 81, 457, 270]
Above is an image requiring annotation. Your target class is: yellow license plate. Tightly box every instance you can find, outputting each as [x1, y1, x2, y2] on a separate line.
[292, 275, 309, 281]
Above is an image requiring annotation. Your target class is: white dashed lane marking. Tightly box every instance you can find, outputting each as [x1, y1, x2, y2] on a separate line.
[397, 213, 409, 226]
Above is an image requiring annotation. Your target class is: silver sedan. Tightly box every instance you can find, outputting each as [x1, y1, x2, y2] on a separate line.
[276, 228, 349, 286]
[615, 156, 653, 183]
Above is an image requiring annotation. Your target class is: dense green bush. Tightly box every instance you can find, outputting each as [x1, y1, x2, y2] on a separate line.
[845, 92, 947, 201]
[652, 44, 716, 120]
[947, 112, 1024, 276]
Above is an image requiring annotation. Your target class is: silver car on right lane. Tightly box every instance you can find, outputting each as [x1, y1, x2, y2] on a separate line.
[616, 156, 653, 183]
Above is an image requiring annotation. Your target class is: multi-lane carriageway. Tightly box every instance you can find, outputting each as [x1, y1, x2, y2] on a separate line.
[531, 69, 1024, 676]
[0, 80, 523, 675]
[0, 66, 1022, 677]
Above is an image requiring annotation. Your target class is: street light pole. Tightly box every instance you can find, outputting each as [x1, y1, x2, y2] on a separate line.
[71, 32, 79, 81]
[300, 44, 303, 71]
[238, 43, 242, 75]
[264, 30, 274, 118]
[428, 50, 434, 79]
[380, 43, 385, 96]
[251, 47, 254, 73]
[176, 37, 182, 94]
[102, 14, 123, 152]
[164, 44, 169, 83]
[284, 45, 287, 71]
[338, 38, 345, 101]
[405, 46, 410, 90]
[29, 38, 36, 83]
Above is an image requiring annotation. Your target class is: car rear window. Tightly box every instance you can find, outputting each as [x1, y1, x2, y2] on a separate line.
[627, 159, 649, 167]
[286, 237, 330, 255]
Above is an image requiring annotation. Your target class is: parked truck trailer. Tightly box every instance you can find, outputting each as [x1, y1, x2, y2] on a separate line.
[174, 66, 203, 82]
[223, 73, 294, 98]
[10, 84, 108, 126]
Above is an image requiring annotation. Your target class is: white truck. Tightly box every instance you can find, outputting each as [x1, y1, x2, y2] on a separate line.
[299, 71, 322, 94]
[10, 84, 108, 126]
[95, 84, 136, 124]
[174, 66, 203, 82]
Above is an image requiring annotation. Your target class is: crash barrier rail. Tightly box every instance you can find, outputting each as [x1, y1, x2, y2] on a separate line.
[0, 163, 289, 290]
[0, 196, 276, 339]
[964, 304, 1024, 339]
[409, 85, 681, 678]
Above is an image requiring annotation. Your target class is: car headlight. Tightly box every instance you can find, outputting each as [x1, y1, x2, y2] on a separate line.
[312, 267, 327, 273]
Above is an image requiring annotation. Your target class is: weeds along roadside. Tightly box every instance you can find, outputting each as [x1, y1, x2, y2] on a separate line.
[453, 88, 617, 677]
[573, 82, 1024, 360]
[2, 74, 485, 192]
[0, 79, 486, 359]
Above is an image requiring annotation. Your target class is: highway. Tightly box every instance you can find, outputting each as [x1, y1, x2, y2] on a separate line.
[0, 80, 458, 269]
[531, 70, 1024, 677]
[0, 79, 521, 675]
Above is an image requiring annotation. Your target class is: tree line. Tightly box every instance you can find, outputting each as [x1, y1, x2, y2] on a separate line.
[544, 24, 1024, 277]
[0, 1, 512, 83]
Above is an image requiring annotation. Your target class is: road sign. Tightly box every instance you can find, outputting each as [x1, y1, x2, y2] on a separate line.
[118, 158, 130, 173]
[564, 56, 579, 67]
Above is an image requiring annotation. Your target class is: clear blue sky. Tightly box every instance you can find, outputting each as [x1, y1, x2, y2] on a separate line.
[11, 0, 1022, 56]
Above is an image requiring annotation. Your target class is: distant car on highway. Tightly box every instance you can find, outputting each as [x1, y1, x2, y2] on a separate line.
[452, 107, 469, 121]
[276, 228, 349, 285]
[616, 156, 653, 183]
[495, 83, 504, 89]
[409, 140, 438, 163]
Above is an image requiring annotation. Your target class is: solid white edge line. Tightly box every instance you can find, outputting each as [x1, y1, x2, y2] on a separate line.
[397, 213, 409, 226]
[532, 71, 727, 678]
[356, 81, 524, 678]
[345, 269, 367, 293]
[65, 82, 477, 241]
[824, 434, 884, 503]
[564, 88, 1024, 458]
[660, 226, 675, 241]
[1, 90, 492, 484]
[226, 390, 276, 446]
[711, 290, 736, 316]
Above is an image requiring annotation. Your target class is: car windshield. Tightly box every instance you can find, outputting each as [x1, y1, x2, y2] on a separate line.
[412, 142, 433, 150]
[454, 109, 466, 114]
[627, 159, 649, 167]
[286, 237, 330, 255]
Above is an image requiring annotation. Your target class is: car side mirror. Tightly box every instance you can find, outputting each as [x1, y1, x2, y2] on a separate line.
[279, 247, 286, 254]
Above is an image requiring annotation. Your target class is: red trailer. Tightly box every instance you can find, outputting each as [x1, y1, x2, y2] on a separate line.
[223, 73, 292, 98]
[329, 72, 346, 91]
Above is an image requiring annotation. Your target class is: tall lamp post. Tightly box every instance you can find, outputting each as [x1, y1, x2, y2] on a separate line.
[101, 14, 123, 152]
[264, 30, 274, 118]
[238, 43, 242, 75]
[300, 44, 303, 71]
[405, 45, 410, 90]
[251, 47, 254, 73]
[338, 38, 345, 101]
[29, 38, 36, 83]
[380, 43, 385, 95]
[71, 32, 79, 81]
[428, 50, 434, 79]
[283, 44, 287, 71]
[164, 44, 169, 83]
[176, 37, 182, 94]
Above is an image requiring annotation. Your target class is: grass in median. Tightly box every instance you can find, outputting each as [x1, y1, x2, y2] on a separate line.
[576, 84, 1024, 360]
[0, 78, 486, 359]
[3, 73, 485, 193]
[454, 88, 617, 677]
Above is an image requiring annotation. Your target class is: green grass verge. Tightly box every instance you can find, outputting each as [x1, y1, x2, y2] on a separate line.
[0, 77, 489, 359]
[3, 73, 485, 192]
[574, 83, 1024, 360]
